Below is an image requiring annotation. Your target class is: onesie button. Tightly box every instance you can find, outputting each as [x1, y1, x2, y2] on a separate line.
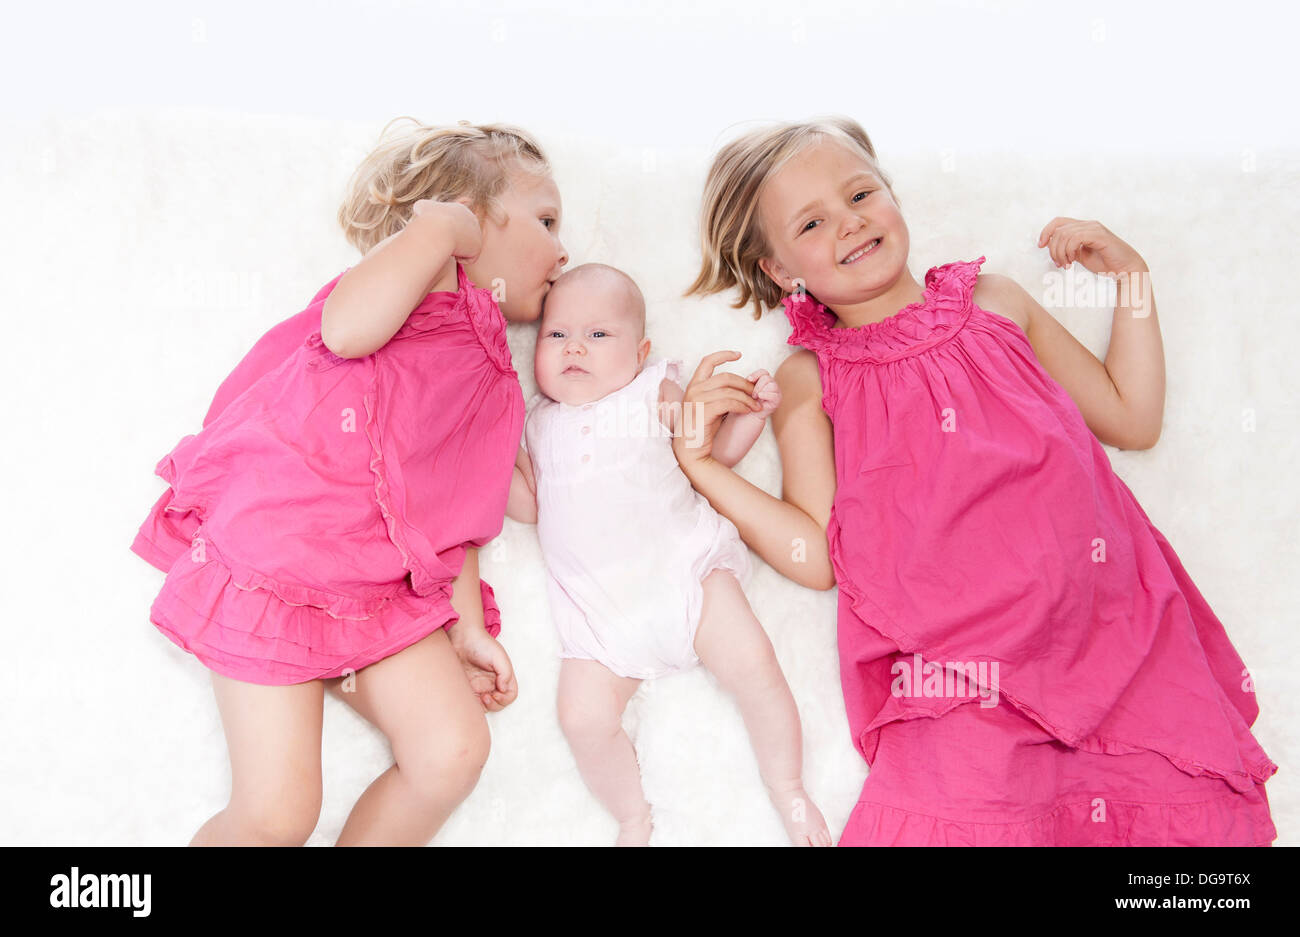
[582, 404, 593, 411]
[581, 425, 591, 434]
[581, 453, 591, 463]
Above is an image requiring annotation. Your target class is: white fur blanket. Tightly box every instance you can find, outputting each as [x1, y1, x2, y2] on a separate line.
[2, 112, 1293, 845]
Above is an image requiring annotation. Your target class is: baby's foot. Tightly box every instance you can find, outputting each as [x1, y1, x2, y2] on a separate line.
[767, 783, 833, 847]
[615, 811, 653, 847]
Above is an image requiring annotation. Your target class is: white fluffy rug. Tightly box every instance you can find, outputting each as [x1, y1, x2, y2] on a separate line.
[1, 113, 1293, 845]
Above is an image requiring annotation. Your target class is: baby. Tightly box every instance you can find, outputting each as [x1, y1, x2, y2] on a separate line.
[507, 263, 831, 846]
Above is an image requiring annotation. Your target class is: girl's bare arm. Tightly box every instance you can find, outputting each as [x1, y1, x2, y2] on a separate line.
[445, 545, 487, 642]
[676, 350, 837, 590]
[986, 218, 1165, 450]
[506, 447, 538, 524]
[321, 201, 480, 359]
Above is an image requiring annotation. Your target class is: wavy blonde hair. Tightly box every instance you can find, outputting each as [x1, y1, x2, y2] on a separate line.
[683, 116, 896, 320]
[338, 117, 551, 255]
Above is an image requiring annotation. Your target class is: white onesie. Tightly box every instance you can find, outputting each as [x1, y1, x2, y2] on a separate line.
[523, 357, 753, 679]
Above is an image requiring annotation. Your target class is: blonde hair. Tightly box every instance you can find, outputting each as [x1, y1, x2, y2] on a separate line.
[338, 116, 551, 255]
[683, 116, 896, 320]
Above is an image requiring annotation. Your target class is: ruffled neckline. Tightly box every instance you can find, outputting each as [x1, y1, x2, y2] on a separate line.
[782, 256, 987, 363]
[395, 260, 516, 374]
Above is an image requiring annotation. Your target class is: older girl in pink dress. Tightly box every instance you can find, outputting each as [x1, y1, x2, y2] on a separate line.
[130, 119, 569, 846]
[678, 116, 1277, 845]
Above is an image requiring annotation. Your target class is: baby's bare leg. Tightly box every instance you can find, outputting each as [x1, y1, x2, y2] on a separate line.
[556, 658, 650, 846]
[325, 629, 490, 846]
[693, 569, 832, 846]
[191, 672, 324, 846]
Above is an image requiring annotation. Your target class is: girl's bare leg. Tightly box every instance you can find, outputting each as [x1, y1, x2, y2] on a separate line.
[693, 569, 832, 846]
[556, 658, 650, 845]
[324, 628, 490, 846]
[191, 672, 324, 846]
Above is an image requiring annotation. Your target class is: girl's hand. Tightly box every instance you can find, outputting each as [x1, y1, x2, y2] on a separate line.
[747, 369, 781, 416]
[1038, 218, 1148, 275]
[411, 198, 483, 263]
[672, 351, 762, 469]
[450, 628, 518, 711]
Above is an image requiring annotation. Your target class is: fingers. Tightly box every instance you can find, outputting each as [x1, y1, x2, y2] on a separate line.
[688, 350, 743, 388]
[1038, 216, 1077, 247]
[692, 370, 759, 399]
[1041, 218, 1115, 269]
[704, 388, 764, 414]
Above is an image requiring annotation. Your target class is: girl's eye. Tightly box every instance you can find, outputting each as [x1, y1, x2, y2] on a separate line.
[799, 191, 873, 233]
[542, 216, 556, 229]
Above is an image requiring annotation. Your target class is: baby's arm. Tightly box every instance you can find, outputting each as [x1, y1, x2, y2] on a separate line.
[506, 446, 538, 524]
[707, 370, 780, 467]
[674, 351, 836, 591]
[660, 369, 779, 468]
[321, 200, 482, 359]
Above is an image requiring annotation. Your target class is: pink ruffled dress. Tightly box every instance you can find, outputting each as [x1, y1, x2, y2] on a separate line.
[130, 261, 522, 685]
[783, 256, 1278, 845]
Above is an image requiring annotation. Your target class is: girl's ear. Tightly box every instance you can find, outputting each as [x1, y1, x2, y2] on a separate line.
[758, 255, 792, 293]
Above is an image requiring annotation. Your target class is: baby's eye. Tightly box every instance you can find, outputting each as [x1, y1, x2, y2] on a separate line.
[546, 330, 565, 339]
[590, 330, 607, 338]
[851, 190, 872, 203]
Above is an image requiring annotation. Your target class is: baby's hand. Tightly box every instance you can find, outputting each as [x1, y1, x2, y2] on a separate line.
[1038, 218, 1148, 275]
[746, 369, 781, 416]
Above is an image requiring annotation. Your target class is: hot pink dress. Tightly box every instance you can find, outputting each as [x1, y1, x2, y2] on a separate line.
[130, 261, 522, 685]
[783, 256, 1278, 845]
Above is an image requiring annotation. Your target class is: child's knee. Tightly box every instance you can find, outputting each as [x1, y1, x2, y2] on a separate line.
[230, 790, 321, 846]
[398, 714, 491, 799]
[708, 629, 782, 695]
[556, 692, 621, 744]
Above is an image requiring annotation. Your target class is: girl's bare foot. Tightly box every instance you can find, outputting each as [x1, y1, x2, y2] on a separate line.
[616, 811, 653, 846]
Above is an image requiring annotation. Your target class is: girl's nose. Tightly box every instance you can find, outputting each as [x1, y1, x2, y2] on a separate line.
[555, 240, 570, 270]
[839, 211, 867, 239]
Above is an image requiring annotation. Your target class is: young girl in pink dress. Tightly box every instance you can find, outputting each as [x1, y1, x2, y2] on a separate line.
[130, 118, 569, 846]
[678, 116, 1278, 845]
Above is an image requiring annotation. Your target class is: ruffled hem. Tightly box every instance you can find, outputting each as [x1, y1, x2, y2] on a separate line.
[783, 257, 986, 363]
[839, 789, 1278, 846]
[841, 542, 1279, 792]
[131, 490, 503, 655]
[148, 530, 462, 685]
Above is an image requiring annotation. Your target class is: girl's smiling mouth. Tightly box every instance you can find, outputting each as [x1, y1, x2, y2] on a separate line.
[841, 237, 882, 264]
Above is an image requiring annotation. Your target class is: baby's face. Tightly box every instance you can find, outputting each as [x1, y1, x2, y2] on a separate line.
[534, 277, 649, 406]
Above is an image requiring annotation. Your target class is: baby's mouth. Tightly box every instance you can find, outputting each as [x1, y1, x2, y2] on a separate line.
[563, 365, 587, 375]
